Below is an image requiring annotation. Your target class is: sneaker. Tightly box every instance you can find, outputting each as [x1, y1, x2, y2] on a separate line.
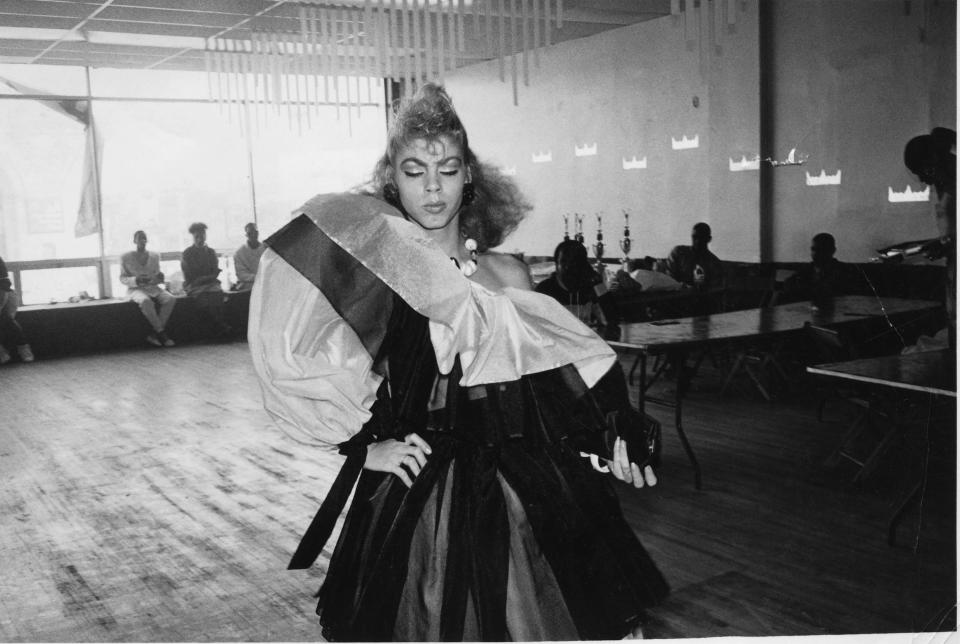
[146, 334, 162, 347]
[0, 346, 10, 365]
[157, 331, 176, 347]
[16, 344, 34, 363]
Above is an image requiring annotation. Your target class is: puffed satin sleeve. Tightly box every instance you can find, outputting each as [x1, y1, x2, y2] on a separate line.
[247, 248, 382, 448]
[292, 193, 617, 390]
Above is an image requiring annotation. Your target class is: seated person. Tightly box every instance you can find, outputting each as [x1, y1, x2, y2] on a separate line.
[182, 222, 232, 338]
[535, 239, 609, 328]
[782, 233, 854, 308]
[665, 222, 725, 290]
[0, 254, 34, 364]
[233, 222, 266, 292]
[120, 230, 175, 347]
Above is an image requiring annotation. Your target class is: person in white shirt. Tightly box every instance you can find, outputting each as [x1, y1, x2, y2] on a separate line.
[233, 222, 266, 291]
[120, 230, 175, 347]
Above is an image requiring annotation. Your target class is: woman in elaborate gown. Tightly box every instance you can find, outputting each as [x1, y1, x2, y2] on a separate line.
[248, 83, 668, 641]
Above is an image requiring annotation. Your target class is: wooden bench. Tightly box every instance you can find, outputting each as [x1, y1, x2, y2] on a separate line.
[15, 291, 251, 360]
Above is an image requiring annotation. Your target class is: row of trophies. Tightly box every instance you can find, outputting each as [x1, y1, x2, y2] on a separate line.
[563, 212, 633, 272]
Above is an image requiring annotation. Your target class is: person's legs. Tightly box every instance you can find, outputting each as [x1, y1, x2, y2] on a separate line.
[193, 291, 231, 338]
[0, 291, 11, 364]
[130, 289, 163, 332]
[0, 291, 32, 362]
[155, 290, 176, 331]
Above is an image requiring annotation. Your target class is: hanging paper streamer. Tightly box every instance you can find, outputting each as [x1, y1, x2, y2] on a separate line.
[669, 0, 749, 78]
[205, 0, 567, 129]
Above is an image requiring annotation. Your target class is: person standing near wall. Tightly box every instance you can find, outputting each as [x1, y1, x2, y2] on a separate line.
[0, 255, 34, 364]
[120, 230, 176, 347]
[904, 127, 956, 349]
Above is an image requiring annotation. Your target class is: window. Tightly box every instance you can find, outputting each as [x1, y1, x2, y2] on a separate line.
[0, 100, 99, 261]
[0, 64, 387, 304]
[250, 100, 387, 238]
[97, 100, 254, 256]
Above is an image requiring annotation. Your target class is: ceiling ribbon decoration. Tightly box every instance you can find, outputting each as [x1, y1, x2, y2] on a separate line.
[669, 0, 748, 80]
[205, 0, 567, 128]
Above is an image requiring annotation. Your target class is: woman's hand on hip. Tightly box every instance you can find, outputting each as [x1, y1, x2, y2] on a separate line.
[364, 433, 433, 487]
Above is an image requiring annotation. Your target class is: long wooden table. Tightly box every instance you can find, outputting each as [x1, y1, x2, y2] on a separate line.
[807, 349, 956, 398]
[608, 296, 943, 489]
[807, 349, 956, 546]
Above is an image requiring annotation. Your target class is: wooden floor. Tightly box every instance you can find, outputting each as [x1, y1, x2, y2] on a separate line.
[0, 344, 954, 641]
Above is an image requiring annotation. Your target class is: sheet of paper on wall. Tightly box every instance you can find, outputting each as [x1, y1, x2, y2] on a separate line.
[574, 143, 598, 157]
[729, 155, 760, 171]
[671, 134, 700, 150]
[805, 169, 842, 186]
[888, 185, 930, 203]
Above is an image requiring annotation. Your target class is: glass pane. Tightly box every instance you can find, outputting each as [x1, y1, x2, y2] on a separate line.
[19, 266, 99, 305]
[250, 86, 387, 239]
[0, 64, 88, 96]
[0, 100, 100, 261]
[90, 68, 210, 100]
[96, 100, 254, 257]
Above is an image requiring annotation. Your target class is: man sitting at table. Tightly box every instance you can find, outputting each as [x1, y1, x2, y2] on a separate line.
[536, 239, 609, 328]
[665, 223, 725, 290]
[120, 230, 175, 347]
[782, 233, 855, 308]
[182, 222, 232, 340]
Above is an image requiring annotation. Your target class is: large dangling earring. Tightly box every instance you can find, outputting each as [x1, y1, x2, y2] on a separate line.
[383, 183, 401, 209]
[461, 182, 476, 207]
[460, 238, 479, 276]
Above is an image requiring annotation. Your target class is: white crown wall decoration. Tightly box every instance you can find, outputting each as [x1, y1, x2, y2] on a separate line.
[888, 185, 931, 202]
[501, 165, 517, 176]
[729, 155, 760, 172]
[622, 156, 648, 170]
[671, 135, 700, 150]
[805, 170, 842, 186]
[574, 143, 598, 157]
[532, 151, 553, 163]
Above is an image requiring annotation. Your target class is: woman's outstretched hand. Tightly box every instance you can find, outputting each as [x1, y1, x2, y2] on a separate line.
[364, 433, 433, 487]
[599, 437, 657, 489]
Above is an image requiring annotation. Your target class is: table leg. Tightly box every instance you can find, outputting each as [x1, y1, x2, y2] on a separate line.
[638, 352, 647, 417]
[887, 482, 923, 548]
[672, 351, 702, 490]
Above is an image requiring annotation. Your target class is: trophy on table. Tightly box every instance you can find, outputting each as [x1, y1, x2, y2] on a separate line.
[562, 214, 570, 241]
[619, 210, 632, 271]
[574, 214, 585, 245]
[592, 213, 606, 275]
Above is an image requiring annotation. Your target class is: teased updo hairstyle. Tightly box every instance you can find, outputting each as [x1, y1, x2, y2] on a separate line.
[368, 83, 531, 252]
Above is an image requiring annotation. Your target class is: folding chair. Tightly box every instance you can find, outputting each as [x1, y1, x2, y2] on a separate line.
[807, 325, 901, 483]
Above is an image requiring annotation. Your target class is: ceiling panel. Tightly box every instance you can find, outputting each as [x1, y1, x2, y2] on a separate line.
[0, 0, 671, 71]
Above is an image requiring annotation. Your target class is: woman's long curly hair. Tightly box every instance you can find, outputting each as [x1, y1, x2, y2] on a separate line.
[365, 83, 531, 252]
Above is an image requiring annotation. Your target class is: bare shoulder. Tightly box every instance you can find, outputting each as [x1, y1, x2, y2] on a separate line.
[480, 252, 533, 290]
